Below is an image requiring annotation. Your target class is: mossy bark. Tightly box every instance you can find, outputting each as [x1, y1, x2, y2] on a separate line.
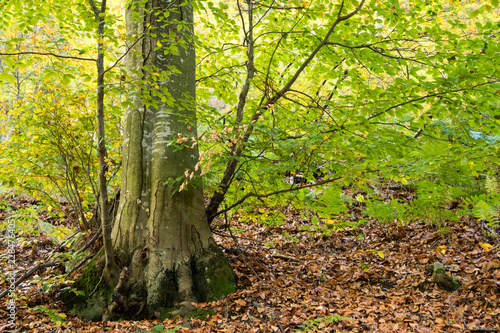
[63, 256, 113, 321]
[66, 0, 237, 321]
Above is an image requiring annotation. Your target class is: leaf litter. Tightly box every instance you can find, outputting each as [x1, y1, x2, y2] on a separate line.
[0, 193, 499, 332]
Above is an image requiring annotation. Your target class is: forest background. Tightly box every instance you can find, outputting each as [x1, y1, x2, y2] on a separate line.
[0, 0, 500, 332]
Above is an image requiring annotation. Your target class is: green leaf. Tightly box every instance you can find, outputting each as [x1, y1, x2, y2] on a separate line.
[469, 8, 482, 18]
[0, 73, 15, 84]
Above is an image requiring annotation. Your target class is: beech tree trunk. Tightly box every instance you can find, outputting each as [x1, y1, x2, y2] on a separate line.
[110, 0, 236, 316]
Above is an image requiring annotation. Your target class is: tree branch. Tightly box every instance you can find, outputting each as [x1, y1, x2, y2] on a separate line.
[269, 0, 366, 104]
[367, 81, 498, 121]
[210, 176, 342, 221]
[0, 51, 95, 62]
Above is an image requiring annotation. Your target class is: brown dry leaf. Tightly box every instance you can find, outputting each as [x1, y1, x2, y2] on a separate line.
[234, 299, 247, 306]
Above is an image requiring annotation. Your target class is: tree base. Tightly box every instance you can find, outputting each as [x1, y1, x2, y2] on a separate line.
[61, 240, 237, 321]
[61, 257, 112, 321]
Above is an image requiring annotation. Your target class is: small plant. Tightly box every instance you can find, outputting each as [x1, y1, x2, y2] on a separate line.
[283, 232, 298, 243]
[0, 205, 74, 243]
[364, 197, 407, 224]
[0, 206, 40, 235]
[464, 193, 500, 239]
[33, 306, 67, 327]
[139, 325, 180, 333]
[311, 186, 349, 219]
[295, 315, 354, 332]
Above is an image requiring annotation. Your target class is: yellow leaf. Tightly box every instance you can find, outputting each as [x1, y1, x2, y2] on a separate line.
[435, 245, 447, 254]
[157, 40, 162, 48]
[480, 242, 494, 252]
[401, 178, 408, 185]
[377, 251, 384, 259]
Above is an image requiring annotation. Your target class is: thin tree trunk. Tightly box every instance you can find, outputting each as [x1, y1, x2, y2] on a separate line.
[89, 0, 119, 286]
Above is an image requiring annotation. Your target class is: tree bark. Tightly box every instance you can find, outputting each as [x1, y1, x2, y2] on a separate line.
[109, 0, 237, 317]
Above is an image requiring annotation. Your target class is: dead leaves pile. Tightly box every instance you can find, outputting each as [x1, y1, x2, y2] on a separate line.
[0, 194, 499, 332]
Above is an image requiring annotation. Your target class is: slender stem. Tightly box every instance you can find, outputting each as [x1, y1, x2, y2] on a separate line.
[89, 0, 118, 285]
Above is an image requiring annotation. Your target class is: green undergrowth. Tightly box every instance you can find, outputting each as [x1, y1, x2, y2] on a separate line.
[139, 324, 181, 333]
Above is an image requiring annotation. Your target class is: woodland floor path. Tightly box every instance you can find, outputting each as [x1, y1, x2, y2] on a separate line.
[0, 194, 499, 332]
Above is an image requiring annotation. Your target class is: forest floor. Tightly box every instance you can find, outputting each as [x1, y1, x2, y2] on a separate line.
[0, 192, 499, 332]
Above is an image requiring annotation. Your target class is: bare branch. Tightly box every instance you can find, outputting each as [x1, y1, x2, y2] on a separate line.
[367, 80, 498, 121]
[103, 34, 145, 75]
[88, 0, 100, 18]
[0, 51, 95, 62]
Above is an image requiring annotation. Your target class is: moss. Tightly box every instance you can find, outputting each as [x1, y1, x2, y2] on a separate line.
[189, 307, 216, 320]
[205, 254, 237, 300]
[80, 259, 100, 294]
[427, 261, 461, 292]
[147, 269, 177, 312]
[187, 238, 237, 303]
[61, 255, 112, 321]
[157, 306, 177, 321]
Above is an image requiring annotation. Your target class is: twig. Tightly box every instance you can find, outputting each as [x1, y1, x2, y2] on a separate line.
[271, 253, 304, 262]
[89, 271, 104, 298]
[0, 51, 95, 62]
[0, 261, 64, 299]
[210, 176, 342, 221]
[269, 308, 285, 333]
[211, 229, 264, 243]
[447, 280, 498, 333]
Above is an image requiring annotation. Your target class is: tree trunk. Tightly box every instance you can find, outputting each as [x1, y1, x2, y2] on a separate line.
[109, 0, 236, 317]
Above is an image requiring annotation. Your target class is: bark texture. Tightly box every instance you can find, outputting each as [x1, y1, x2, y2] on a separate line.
[109, 0, 236, 317]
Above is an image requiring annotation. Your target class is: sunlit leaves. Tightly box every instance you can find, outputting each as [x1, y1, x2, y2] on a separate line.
[193, 0, 500, 225]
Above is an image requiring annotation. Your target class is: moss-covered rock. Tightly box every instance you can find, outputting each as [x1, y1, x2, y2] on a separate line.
[427, 261, 461, 292]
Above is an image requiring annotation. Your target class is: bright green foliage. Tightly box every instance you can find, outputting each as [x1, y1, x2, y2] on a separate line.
[465, 192, 500, 232]
[0, 206, 73, 243]
[0, 0, 499, 233]
[0, 0, 123, 230]
[195, 0, 500, 227]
